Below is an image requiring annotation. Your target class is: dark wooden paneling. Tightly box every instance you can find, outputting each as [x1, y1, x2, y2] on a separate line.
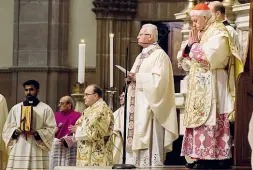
[234, 73, 253, 166]
[234, 0, 252, 167]
[135, 1, 186, 21]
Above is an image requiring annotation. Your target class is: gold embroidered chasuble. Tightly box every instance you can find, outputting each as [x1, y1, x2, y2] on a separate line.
[178, 19, 243, 128]
[76, 99, 114, 166]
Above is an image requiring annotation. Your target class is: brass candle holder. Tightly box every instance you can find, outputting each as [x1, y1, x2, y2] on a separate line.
[71, 82, 88, 113]
[106, 87, 117, 111]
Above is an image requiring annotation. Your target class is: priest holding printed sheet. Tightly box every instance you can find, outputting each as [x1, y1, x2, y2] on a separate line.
[75, 84, 114, 166]
[126, 23, 178, 167]
[2, 80, 56, 170]
[0, 94, 8, 170]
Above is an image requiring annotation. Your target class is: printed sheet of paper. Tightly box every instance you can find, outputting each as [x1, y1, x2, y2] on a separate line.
[115, 65, 130, 74]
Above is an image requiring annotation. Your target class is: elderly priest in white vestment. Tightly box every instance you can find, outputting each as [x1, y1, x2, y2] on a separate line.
[0, 94, 8, 170]
[125, 23, 178, 167]
[2, 80, 56, 170]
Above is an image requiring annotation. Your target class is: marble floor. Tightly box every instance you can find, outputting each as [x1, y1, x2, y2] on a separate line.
[54, 165, 252, 170]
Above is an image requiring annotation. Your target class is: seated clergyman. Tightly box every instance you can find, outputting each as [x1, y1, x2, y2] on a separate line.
[49, 96, 81, 169]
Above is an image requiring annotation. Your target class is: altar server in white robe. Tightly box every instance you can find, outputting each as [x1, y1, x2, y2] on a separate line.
[112, 91, 125, 164]
[0, 94, 8, 170]
[126, 23, 178, 167]
[209, 1, 243, 64]
[2, 80, 56, 170]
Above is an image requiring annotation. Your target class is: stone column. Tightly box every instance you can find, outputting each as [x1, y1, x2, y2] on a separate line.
[223, 0, 237, 24]
[12, 0, 70, 110]
[92, 0, 137, 109]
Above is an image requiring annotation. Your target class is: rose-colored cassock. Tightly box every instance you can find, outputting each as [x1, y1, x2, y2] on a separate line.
[55, 110, 81, 139]
[177, 18, 243, 160]
[49, 110, 81, 169]
[126, 44, 179, 167]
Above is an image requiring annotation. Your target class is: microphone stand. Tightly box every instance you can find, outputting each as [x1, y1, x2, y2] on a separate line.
[112, 46, 136, 169]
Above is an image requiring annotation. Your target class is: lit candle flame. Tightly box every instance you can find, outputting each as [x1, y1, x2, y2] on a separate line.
[81, 39, 85, 43]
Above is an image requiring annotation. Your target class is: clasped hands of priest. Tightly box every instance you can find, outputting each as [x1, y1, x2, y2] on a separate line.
[188, 27, 200, 47]
[53, 124, 77, 144]
[13, 128, 42, 143]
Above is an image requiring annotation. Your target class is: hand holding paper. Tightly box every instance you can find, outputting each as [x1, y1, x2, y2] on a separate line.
[115, 65, 130, 74]
[127, 72, 136, 82]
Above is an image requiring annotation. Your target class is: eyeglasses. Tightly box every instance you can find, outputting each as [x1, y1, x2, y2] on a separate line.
[84, 93, 96, 97]
[58, 102, 67, 106]
[138, 33, 151, 37]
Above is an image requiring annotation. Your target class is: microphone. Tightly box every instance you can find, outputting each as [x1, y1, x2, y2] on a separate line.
[129, 41, 157, 45]
[113, 28, 169, 169]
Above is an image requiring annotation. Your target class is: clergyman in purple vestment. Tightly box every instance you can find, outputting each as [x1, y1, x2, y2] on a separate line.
[49, 96, 81, 170]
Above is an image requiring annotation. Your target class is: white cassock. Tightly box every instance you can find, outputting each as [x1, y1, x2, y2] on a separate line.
[0, 94, 8, 170]
[2, 102, 56, 170]
[248, 113, 253, 168]
[126, 44, 179, 167]
[112, 106, 124, 164]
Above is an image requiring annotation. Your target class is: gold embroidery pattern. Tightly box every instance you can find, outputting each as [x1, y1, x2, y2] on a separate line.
[184, 61, 213, 128]
[184, 21, 241, 127]
[76, 101, 114, 166]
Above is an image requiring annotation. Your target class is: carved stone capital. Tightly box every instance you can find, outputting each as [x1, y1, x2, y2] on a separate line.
[92, 0, 137, 20]
[233, 2, 250, 30]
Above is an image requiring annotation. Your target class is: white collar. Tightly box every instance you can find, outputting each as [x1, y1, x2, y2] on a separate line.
[141, 43, 158, 54]
[91, 98, 103, 108]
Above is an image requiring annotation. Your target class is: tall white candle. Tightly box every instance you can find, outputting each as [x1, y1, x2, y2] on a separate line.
[109, 33, 114, 88]
[78, 39, 85, 84]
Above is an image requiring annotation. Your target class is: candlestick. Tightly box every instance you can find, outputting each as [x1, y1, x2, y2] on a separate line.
[71, 82, 87, 113]
[109, 33, 114, 88]
[78, 39, 85, 84]
[106, 89, 117, 111]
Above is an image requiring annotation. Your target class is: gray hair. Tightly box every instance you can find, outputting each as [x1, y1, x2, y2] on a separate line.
[65, 96, 75, 109]
[141, 24, 158, 42]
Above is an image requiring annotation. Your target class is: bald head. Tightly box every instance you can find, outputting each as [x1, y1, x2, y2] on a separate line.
[208, 1, 226, 21]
